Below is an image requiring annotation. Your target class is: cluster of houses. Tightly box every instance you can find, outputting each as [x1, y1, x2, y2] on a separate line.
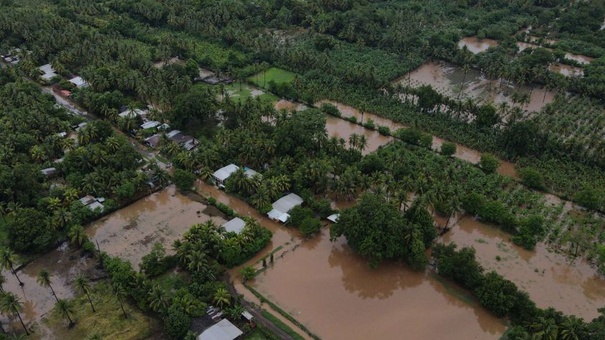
[1, 49, 20, 65]
[211, 163, 316, 224]
[37, 63, 89, 90]
[78, 195, 105, 212]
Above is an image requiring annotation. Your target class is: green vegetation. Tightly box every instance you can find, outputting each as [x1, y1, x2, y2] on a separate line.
[250, 68, 297, 88]
[44, 282, 160, 339]
[260, 310, 305, 340]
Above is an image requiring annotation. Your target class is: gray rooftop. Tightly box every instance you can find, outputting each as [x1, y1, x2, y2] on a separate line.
[222, 217, 246, 234]
[197, 319, 242, 340]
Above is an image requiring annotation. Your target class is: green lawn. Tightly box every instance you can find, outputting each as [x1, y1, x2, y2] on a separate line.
[224, 82, 279, 103]
[249, 68, 297, 88]
[244, 328, 272, 340]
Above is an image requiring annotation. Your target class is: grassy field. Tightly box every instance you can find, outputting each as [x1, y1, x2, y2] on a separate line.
[244, 328, 273, 340]
[260, 310, 305, 340]
[43, 282, 162, 340]
[249, 67, 297, 88]
[224, 82, 279, 103]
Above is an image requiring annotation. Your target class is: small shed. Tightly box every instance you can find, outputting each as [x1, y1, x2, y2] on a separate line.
[212, 164, 239, 187]
[222, 218, 246, 234]
[41, 167, 57, 177]
[241, 311, 254, 322]
[145, 134, 161, 148]
[327, 214, 340, 223]
[79, 195, 96, 206]
[197, 319, 243, 340]
[140, 121, 160, 130]
[87, 201, 104, 212]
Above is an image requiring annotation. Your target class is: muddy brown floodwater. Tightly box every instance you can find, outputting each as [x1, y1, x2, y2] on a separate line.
[458, 37, 499, 54]
[87, 186, 227, 269]
[443, 216, 605, 320]
[398, 61, 556, 114]
[317, 100, 519, 179]
[252, 227, 506, 339]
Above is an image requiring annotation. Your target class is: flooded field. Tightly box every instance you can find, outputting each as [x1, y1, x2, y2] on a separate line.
[458, 37, 498, 54]
[251, 228, 507, 339]
[443, 216, 605, 320]
[325, 116, 393, 155]
[397, 62, 556, 113]
[549, 63, 584, 77]
[274, 99, 307, 112]
[317, 100, 519, 178]
[87, 186, 226, 269]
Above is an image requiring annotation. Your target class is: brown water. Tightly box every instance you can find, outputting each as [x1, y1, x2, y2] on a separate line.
[398, 62, 556, 114]
[251, 228, 507, 339]
[87, 186, 227, 269]
[1, 243, 99, 336]
[317, 100, 519, 178]
[324, 115, 393, 155]
[443, 216, 605, 320]
[549, 63, 584, 77]
[274, 99, 308, 112]
[517, 42, 593, 65]
[458, 37, 499, 54]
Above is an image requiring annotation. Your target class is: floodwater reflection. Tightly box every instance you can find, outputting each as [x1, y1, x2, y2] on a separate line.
[252, 228, 506, 339]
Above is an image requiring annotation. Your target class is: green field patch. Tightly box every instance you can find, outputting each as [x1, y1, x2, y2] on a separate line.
[223, 82, 279, 103]
[249, 68, 297, 88]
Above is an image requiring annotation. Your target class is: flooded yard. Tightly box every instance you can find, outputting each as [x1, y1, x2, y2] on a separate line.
[458, 37, 498, 54]
[443, 216, 605, 320]
[317, 100, 518, 178]
[251, 227, 507, 339]
[87, 186, 227, 269]
[396, 62, 556, 113]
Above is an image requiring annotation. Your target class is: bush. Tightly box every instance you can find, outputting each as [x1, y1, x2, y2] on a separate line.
[240, 266, 256, 281]
[299, 217, 322, 236]
[519, 167, 545, 190]
[320, 103, 340, 117]
[377, 126, 390, 136]
[173, 169, 196, 191]
[165, 305, 192, 339]
[479, 153, 500, 174]
[363, 119, 375, 130]
[287, 205, 314, 226]
[140, 243, 174, 277]
[440, 142, 457, 157]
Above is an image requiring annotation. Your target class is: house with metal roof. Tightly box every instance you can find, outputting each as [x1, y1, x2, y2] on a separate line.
[68, 76, 89, 88]
[267, 193, 304, 223]
[212, 164, 239, 188]
[39, 64, 57, 81]
[222, 218, 246, 234]
[197, 319, 242, 340]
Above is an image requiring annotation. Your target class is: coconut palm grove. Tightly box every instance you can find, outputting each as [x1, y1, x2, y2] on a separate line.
[2, 0, 605, 339]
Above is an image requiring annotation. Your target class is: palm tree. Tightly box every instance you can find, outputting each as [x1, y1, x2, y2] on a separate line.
[56, 299, 75, 328]
[0, 249, 23, 286]
[559, 316, 587, 340]
[68, 225, 87, 247]
[530, 317, 558, 340]
[0, 292, 28, 335]
[37, 270, 59, 303]
[213, 287, 231, 309]
[186, 250, 209, 274]
[74, 275, 95, 313]
[0, 273, 5, 292]
[148, 285, 169, 314]
[112, 283, 128, 319]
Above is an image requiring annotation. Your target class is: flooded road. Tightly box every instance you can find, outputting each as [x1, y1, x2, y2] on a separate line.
[397, 62, 556, 114]
[317, 100, 519, 178]
[325, 115, 393, 155]
[443, 216, 605, 320]
[458, 37, 498, 54]
[251, 228, 507, 339]
[87, 186, 227, 269]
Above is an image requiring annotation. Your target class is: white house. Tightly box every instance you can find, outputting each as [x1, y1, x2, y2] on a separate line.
[327, 213, 340, 223]
[118, 109, 147, 119]
[68, 76, 89, 88]
[267, 193, 304, 223]
[38, 64, 57, 81]
[212, 164, 239, 188]
[197, 319, 242, 340]
[222, 217, 246, 234]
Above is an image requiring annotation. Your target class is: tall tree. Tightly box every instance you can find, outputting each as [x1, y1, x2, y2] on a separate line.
[37, 269, 59, 303]
[0, 249, 23, 286]
[0, 292, 28, 335]
[74, 275, 95, 313]
[56, 299, 75, 328]
[213, 287, 231, 309]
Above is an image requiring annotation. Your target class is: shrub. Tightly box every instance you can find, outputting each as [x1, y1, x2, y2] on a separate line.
[299, 217, 322, 236]
[519, 167, 545, 190]
[173, 169, 196, 191]
[479, 153, 500, 174]
[363, 119, 375, 130]
[287, 205, 314, 226]
[440, 142, 457, 157]
[377, 126, 390, 136]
